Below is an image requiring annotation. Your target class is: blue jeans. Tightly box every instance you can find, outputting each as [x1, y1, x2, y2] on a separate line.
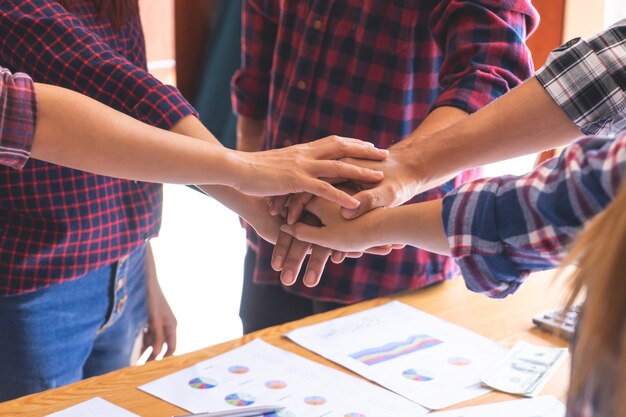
[0, 244, 148, 402]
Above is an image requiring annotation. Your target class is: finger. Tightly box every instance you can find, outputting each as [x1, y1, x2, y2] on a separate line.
[301, 178, 362, 210]
[163, 320, 177, 357]
[269, 195, 289, 216]
[272, 230, 295, 271]
[287, 193, 314, 225]
[303, 245, 331, 287]
[315, 136, 389, 161]
[147, 323, 165, 362]
[310, 160, 384, 184]
[330, 250, 347, 264]
[280, 238, 311, 286]
[341, 188, 387, 219]
[364, 245, 395, 256]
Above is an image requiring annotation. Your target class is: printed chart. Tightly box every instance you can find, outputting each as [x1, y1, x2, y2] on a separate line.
[139, 339, 428, 417]
[45, 398, 140, 417]
[287, 301, 507, 409]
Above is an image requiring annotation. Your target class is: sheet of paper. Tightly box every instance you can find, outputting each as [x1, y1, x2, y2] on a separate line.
[286, 301, 507, 410]
[46, 397, 139, 417]
[140, 339, 428, 417]
[428, 395, 566, 417]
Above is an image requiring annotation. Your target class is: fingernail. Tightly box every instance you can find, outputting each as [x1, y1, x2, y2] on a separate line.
[280, 224, 293, 234]
[342, 208, 357, 219]
[283, 270, 294, 285]
[273, 256, 283, 270]
[304, 271, 317, 287]
[374, 170, 384, 177]
[349, 197, 361, 208]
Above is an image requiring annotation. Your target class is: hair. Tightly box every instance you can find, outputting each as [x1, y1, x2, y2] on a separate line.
[57, 0, 139, 31]
[561, 185, 626, 415]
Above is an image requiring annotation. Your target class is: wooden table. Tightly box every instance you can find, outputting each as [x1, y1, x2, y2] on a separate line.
[0, 271, 571, 417]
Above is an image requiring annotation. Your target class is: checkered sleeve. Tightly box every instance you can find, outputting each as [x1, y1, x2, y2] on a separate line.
[442, 132, 626, 298]
[0, 0, 196, 130]
[231, 0, 279, 120]
[0, 67, 37, 170]
[536, 19, 626, 135]
[430, 0, 538, 114]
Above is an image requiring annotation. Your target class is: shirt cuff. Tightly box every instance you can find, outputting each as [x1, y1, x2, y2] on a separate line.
[0, 69, 37, 170]
[432, 70, 511, 115]
[231, 69, 270, 120]
[536, 37, 626, 134]
[131, 84, 198, 130]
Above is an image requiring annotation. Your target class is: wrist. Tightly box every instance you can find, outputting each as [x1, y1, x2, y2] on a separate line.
[220, 149, 252, 190]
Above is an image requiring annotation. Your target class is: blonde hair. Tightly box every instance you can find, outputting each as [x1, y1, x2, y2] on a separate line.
[562, 185, 626, 415]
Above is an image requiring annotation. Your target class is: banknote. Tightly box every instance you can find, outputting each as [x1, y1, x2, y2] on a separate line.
[481, 341, 568, 397]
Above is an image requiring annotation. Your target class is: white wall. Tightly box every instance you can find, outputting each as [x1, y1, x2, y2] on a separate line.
[605, 0, 626, 26]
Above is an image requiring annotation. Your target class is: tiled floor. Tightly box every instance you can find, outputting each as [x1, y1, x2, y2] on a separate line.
[150, 153, 536, 358]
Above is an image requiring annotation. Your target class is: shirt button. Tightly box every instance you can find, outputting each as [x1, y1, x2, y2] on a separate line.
[297, 80, 306, 90]
[283, 139, 293, 146]
[313, 19, 322, 30]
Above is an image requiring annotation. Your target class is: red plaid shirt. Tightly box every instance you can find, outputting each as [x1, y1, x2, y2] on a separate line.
[232, 0, 538, 303]
[0, 0, 196, 296]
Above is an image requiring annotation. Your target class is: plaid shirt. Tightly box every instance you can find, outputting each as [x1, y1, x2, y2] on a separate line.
[0, 68, 37, 170]
[444, 19, 626, 299]
[232, 0, 538, 303]
[0, 1, 196, 296]
[443, 23, 626, 417]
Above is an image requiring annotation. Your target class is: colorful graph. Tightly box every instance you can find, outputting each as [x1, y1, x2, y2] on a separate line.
[188, 376, 219, 389]
[349, 335, 443, 365]
[304, 395, 327, 405]
[225, 392, 256, 407]
[228, 365, 250, 374]
[402, 368, 435, 382]
[344, 413, 367, 417]
[265, 380, 287, 389]
[448, 356, 472, 366]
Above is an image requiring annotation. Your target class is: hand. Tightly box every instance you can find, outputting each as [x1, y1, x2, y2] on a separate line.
[340, 144, 429, 218]
[280, 196, 394, 253]
[273, 200, 404, 287]
[143, 243, 177, 361]
[245, 197, 284, 245]
[231, 135, 388, 209]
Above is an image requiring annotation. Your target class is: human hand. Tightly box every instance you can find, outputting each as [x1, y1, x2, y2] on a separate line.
[339, 144, 427, 219]
[273, 200, 404, 287]
[279, 195, 395, 253]
[231, 135, 388, 209]
[143, 243, 177, 361]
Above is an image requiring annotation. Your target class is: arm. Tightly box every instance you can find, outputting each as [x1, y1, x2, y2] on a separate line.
[344, 19, 626, 218]
[342, 0, 542, 218]
[283, 132, 626, 296]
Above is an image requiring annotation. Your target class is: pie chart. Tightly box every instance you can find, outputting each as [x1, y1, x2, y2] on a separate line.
[224, 392, 256, 407]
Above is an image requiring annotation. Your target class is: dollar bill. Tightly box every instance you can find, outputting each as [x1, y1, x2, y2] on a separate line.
[481, 341, 568, 397]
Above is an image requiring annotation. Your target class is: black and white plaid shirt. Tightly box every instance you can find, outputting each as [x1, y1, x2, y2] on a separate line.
[536, 18, 626, 136]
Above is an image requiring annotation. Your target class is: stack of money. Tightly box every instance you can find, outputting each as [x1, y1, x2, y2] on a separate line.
[481, 341, 568, 397]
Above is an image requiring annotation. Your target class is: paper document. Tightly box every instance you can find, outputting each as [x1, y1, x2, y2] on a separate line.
[140, 339, 428, 417]
[45, 397, 139, 417]
[428, 395, 566, 417]
[286, 301, 507, 409]
[481, 341, 568, 397]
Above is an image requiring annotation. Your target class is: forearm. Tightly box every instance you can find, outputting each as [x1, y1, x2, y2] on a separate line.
[375, 200, 450, 255]
[31, 83, 243, 185]
[236, 116, 265, 152]
[405, 77, 581, 188]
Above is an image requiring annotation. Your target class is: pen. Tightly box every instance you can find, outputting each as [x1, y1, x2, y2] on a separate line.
[173, 405, 286, 417]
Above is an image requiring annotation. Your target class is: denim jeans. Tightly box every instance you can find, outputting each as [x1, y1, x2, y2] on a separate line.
[0, 243, 148, 402]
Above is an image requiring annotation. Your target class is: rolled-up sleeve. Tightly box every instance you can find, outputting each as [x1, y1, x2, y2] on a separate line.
[0, 0, 196, 130]
[536, 19, 626, 135]
[442, 132, 626, 297]
[0, 67, 37, 170]
[231, 0, 279, 120]
[430, 0, 539, 114]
